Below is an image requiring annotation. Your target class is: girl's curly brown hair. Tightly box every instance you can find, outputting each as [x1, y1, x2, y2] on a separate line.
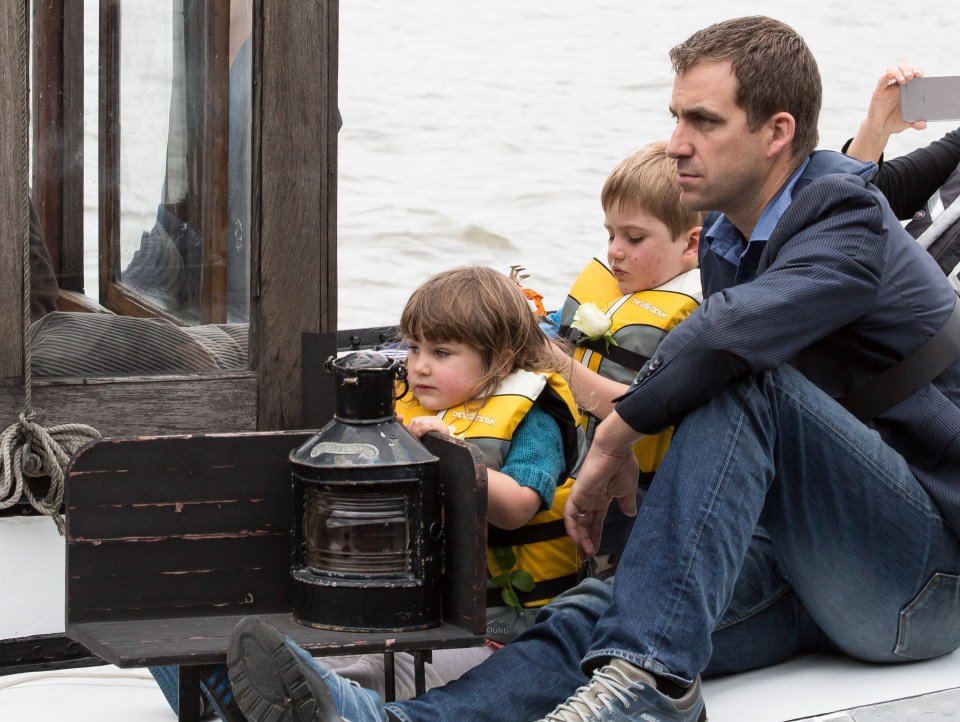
[400, 266, 558, 404]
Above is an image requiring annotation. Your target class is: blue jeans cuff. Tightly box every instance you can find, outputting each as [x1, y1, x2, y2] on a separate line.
[583, 648, 692, 687]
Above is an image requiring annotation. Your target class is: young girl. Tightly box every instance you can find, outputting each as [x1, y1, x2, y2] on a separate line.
[158, 267, 585, 720]
[316, 265, 585, 701]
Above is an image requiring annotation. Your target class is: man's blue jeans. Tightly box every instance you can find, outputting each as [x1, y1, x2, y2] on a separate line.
[387, 367, 960, 722]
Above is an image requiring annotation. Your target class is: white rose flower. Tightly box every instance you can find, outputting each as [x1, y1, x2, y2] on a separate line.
[572, 302, 611, 338]
[571, 302, 618, 350]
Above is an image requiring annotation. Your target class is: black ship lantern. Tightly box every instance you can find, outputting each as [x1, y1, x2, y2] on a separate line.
[289, 351, 443, 631]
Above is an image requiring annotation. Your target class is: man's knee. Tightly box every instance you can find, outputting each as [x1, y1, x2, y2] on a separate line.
[534, 577, 613, 626]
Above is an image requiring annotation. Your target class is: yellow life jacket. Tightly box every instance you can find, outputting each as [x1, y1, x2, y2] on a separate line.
[558, 259, 701, 476]
[397, 369, 583, 607]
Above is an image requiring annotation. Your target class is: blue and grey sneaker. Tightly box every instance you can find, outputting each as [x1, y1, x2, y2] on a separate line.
[227, 616, 387, 722]
[149, 663, 246, 721]
[537, 658, 706, 722]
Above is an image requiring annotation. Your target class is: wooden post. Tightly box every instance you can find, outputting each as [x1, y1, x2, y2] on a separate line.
[31, 0, 84, 292]
[258, 0, 339, 429]
[200, 0, 230, 324]
[0, 0, 27, 386]
[98, 0, 120, 305]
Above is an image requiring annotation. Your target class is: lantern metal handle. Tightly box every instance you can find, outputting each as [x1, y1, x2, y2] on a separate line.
[394, 362, 409, 400]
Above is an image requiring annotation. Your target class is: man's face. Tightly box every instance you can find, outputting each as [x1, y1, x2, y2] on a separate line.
[666, 61, 772, 230]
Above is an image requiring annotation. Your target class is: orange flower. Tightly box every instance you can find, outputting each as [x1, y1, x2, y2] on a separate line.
[521, 286, 547, 318]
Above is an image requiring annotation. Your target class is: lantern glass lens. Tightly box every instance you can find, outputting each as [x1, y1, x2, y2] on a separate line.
[303, 489, 410, 575]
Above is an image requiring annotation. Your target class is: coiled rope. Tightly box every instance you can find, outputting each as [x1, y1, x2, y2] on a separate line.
[0, 0, 100, 534]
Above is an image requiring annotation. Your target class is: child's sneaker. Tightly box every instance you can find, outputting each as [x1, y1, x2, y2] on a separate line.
[226, 616, 386, 722]
[201, 663, 248, 721]
[537, 658, 706, 722]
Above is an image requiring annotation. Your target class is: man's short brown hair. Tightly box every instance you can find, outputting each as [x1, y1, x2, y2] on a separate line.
[669, 16, 821, 158]
[601, 141, 705, 240]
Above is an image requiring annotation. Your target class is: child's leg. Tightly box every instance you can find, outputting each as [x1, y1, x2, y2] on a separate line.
[149, 664, 245, 721]
[324, 647, 494, 701]
[410, 647, 495, 695]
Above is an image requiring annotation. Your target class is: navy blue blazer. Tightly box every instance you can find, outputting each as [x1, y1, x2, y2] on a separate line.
[617, 150, 960, 534]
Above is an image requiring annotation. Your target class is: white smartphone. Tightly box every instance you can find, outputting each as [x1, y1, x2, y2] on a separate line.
[901, 76, 960, 122]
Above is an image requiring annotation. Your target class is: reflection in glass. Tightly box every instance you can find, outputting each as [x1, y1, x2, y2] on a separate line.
[120, 1, 251, 326]
[27, 1, 253, 378]
[303, 490, 412, 577]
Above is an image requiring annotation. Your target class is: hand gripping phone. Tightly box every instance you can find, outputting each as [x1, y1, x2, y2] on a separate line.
[901, 76, 960, 122]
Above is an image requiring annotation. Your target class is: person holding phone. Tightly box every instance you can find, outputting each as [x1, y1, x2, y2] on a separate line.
[844, 64, 960, 269]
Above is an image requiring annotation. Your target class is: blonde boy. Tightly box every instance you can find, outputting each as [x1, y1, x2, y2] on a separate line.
[554, 141, 704, 566]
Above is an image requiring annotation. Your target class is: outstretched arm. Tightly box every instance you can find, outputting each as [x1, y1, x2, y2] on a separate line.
[550, 341, 629, 420]
[846, 64, 927, 163]
[844, 64, 960, 219]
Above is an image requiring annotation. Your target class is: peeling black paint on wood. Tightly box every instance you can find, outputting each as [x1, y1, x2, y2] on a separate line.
[65, 430, 487, 670]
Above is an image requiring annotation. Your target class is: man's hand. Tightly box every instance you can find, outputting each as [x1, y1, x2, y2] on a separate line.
[564, 412, 642, 557]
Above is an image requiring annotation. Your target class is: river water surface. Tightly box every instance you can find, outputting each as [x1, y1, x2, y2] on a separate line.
[78, 1, 960, 329]
[336, 0, 960, 328]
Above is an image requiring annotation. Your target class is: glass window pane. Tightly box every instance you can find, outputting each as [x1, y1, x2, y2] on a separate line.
[27, 0, 253, 379]
[117, 0, 251, 327]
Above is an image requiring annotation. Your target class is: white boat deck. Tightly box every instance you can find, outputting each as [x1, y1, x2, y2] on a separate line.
[2, 517, 959, 721]
[1, 651, 958, 721]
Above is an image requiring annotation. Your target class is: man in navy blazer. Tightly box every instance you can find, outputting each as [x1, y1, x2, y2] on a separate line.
[546, 15, 960, 722]
[221, 16, 960, 722]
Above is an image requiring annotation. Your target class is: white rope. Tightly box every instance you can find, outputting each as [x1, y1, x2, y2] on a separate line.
[0, 669, 155, 691]
[0, 414, 101, 534]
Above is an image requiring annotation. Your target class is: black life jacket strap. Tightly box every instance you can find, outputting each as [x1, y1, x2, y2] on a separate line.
[488, 519, 565, 547]
[840, 300, 960, 422]
[637, 470, 656, 489]
[558, 325, 650, 373]
[486, 573, 581, 608]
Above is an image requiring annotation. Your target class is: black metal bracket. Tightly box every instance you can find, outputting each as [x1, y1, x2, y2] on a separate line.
[0, 633, 103, 677]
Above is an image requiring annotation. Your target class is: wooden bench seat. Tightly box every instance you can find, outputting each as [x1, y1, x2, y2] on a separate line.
[64, 430, 488, 720]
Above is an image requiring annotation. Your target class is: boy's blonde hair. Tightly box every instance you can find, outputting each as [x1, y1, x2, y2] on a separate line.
[600, 141, 705, 239]
[400, 266, 557, 404]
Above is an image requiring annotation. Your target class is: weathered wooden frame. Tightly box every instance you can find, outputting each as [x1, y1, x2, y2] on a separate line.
[0, 0, 339, 435]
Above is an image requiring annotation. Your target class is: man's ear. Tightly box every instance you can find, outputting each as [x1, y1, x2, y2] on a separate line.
[767, 112, 796, 159]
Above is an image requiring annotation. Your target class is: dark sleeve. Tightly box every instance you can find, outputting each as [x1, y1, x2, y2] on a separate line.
[29, 197, 59, 321]
[615, 176, 888, 434]
[867, 128, 960, 219]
